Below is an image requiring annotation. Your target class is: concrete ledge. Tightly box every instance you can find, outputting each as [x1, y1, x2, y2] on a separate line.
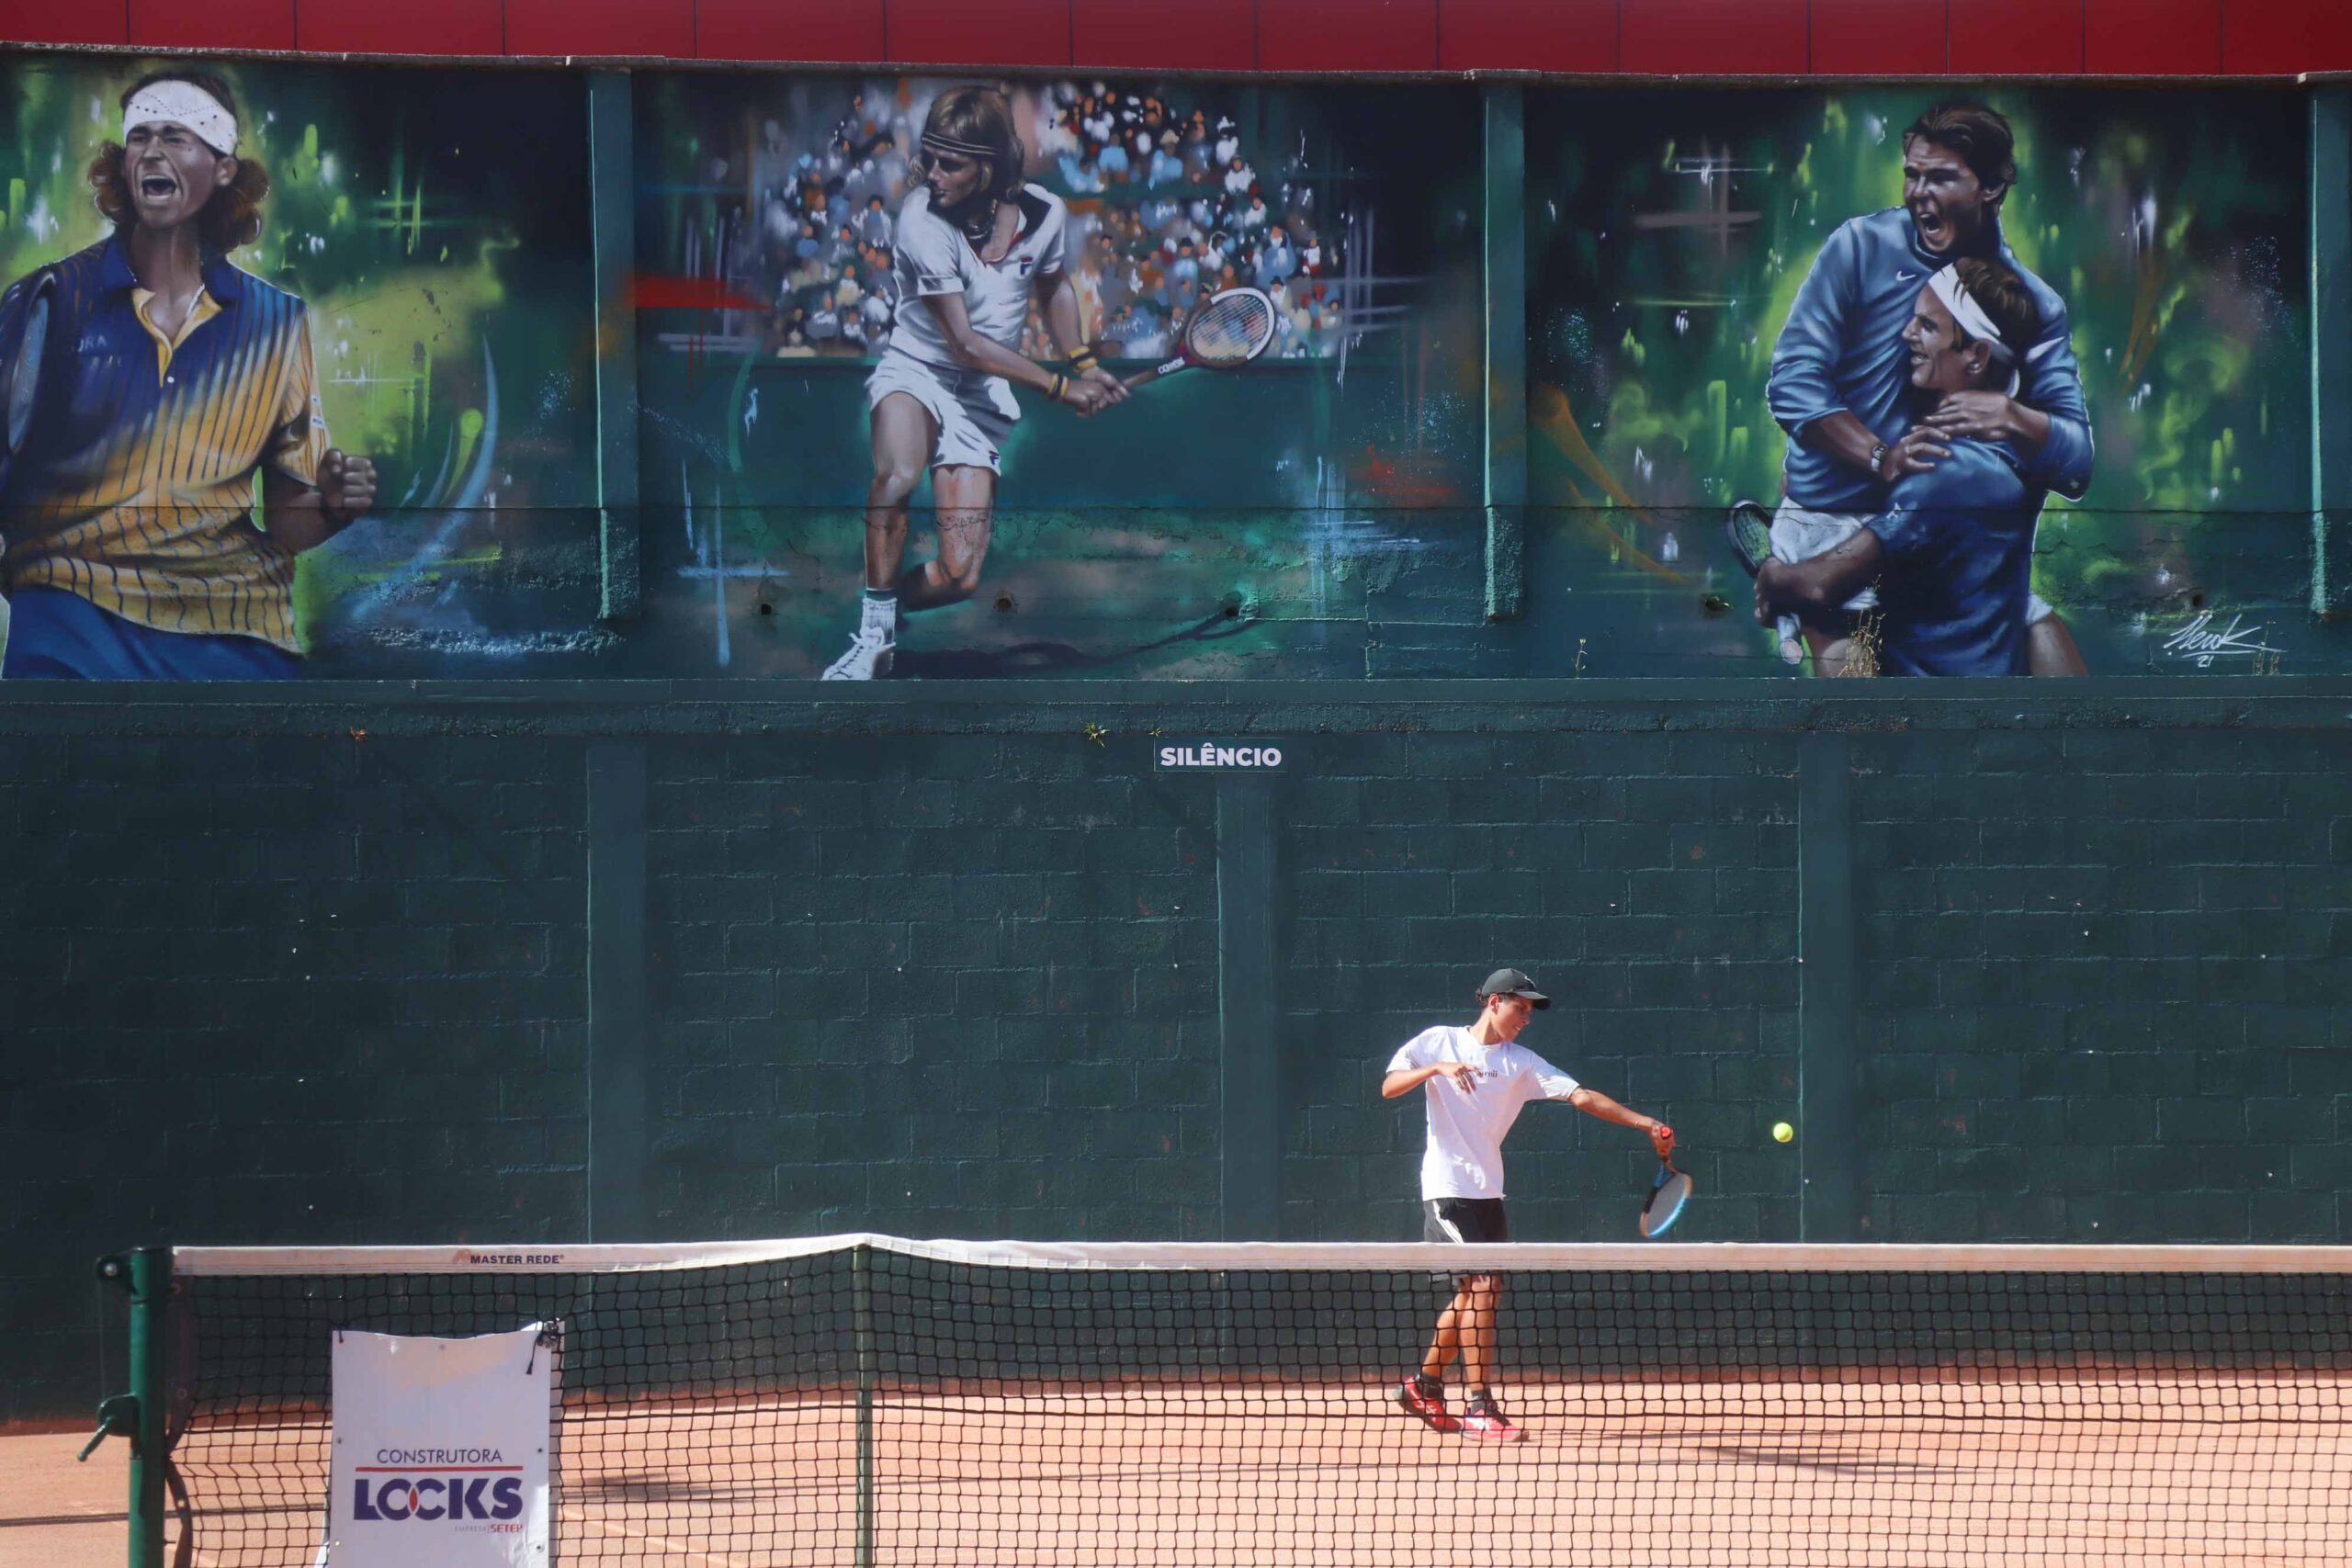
[4, 677, 2352, 737]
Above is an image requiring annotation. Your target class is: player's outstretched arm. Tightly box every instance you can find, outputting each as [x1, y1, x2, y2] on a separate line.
[1566, 1086, 1674, 1156]
[1037, 270, 1126, 410]
[922, 291, 1107, 413]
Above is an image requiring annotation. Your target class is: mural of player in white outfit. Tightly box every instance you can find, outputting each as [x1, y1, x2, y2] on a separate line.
[821, 86, 1128, 680]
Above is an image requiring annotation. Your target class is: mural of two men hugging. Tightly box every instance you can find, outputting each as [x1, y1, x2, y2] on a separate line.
[1747, 101, 2093, 678]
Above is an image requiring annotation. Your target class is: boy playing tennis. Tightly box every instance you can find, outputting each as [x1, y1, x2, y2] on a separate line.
[1382, 968, 1675, 1440]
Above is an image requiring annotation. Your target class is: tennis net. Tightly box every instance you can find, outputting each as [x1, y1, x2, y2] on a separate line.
[129, 1236, 2350, 1566]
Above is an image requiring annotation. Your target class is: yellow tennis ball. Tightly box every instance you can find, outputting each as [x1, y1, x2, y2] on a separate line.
[1771, 1122, 1794, 1144]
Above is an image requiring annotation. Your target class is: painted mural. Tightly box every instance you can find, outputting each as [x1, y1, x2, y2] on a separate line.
[0, 59, 2331, 681]
[1528, 88, 2310, 676]
[0, 56, 604, 679]
[632, 75, 1486, 679]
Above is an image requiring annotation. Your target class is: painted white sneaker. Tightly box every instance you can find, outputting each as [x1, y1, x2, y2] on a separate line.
[820, 626, 895, 681]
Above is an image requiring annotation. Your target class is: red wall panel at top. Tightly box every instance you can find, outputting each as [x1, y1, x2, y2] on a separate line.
[1439, 0, 1617, 73]
[2225, 2, 2352, 73]
[295, 0, 503, 55]
[1621, 0, 1809, 76]
[506, 0, 693, 59]
[1073, 0, 1256, 72]
[0, 0, 128, 44]
[2085, 0, 2221, 74]
[885, 0, 1070, 67]
[1257, 0, 1439, 73]
[1948, 0, 2085, 74]
[1808, 0, 1948, 75]
[697, 0, 886, 62]
[130, 0, 292, 51]
[12, 0, 2352, 83]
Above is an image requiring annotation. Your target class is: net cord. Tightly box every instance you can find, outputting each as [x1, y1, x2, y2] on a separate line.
[169, 1234, 2352, 1278]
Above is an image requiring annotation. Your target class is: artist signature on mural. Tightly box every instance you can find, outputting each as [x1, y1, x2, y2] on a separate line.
[2161, 612, 2280, 669]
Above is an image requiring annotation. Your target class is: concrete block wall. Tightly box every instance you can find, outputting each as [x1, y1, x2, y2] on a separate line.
[639, 734, 1223, 1240]
[6, 681, 2352, 1421]
[1848, 726, 2352, 1240]
[1, 723, 593, 1421]
[1276, 730, 1804, 1244]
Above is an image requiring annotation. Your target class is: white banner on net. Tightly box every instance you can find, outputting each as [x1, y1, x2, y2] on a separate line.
[325, 1323, 553, 1568]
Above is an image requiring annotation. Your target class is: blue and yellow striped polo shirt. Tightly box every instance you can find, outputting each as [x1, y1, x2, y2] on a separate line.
[0, 234, 329, 653]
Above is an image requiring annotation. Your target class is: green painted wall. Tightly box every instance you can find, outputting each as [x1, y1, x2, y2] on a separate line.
[6, 681, 2351, 1421]
[6, 51, 2352, 1437]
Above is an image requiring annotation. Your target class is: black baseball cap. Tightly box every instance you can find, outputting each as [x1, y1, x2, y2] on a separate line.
[1478, 968, 1550, 1009]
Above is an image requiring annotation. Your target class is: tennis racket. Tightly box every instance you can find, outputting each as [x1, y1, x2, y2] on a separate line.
[1122, 287, 1277, 390]
[0, 272, 54, 491]
[1724, 498, 1775, 578]
[1639, 1152, 1693, 1238]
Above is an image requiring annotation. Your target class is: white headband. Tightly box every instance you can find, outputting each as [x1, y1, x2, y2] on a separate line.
[123, 81, 239, 156]
[1926, 263, 2012, 362]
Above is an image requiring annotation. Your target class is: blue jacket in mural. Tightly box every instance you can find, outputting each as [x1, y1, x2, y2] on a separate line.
[1863, 438, 2039, 678]
[1767, 209, 2094, 514]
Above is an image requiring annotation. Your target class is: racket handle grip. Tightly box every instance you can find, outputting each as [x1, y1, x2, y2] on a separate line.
[1123, 355, 1189, 390]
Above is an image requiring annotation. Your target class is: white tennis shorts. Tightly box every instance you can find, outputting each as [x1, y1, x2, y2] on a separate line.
[1770, 497, 2051, 664]
[865, 350, 1019, 475]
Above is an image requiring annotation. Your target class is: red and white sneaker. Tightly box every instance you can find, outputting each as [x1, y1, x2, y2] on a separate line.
[1393, 1375, 1460, 1433]
[1460, 1396, 1526, 1442]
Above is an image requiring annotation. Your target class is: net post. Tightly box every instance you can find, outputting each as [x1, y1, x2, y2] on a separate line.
[853, 1243, 876, 1568]
[98, 1247, 171, 1568]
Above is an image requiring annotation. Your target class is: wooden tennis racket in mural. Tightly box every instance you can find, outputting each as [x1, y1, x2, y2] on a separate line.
[1122, 287, 1279, 391]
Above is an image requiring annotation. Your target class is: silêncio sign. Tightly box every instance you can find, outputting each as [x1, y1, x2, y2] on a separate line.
[1153, 740, 1291, 772]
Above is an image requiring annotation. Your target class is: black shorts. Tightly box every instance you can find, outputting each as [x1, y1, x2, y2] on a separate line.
[1424, 1199, 1508, 1290]
[1422, 1197, 1509, 1245]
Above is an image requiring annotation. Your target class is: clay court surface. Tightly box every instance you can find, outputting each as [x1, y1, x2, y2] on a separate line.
[0, 1429, 121, 1568]
[11, 1374, 2346, 1566]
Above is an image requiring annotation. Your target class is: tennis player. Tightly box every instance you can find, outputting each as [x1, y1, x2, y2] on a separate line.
[820, 86, 1126, 681]
[1763, 101, 2090, 677]
[0, 71, 377, 680]
[1754, 259, 2047, 675]
[1382, 968, 1675, 1441]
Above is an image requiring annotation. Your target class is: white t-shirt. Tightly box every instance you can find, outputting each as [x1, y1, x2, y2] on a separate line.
[887, 184, 1068, 368]
[1386, 1026, 1581, 1200]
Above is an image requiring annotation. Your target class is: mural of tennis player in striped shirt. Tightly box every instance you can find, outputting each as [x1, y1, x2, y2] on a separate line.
[0, 71, 378, 680]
